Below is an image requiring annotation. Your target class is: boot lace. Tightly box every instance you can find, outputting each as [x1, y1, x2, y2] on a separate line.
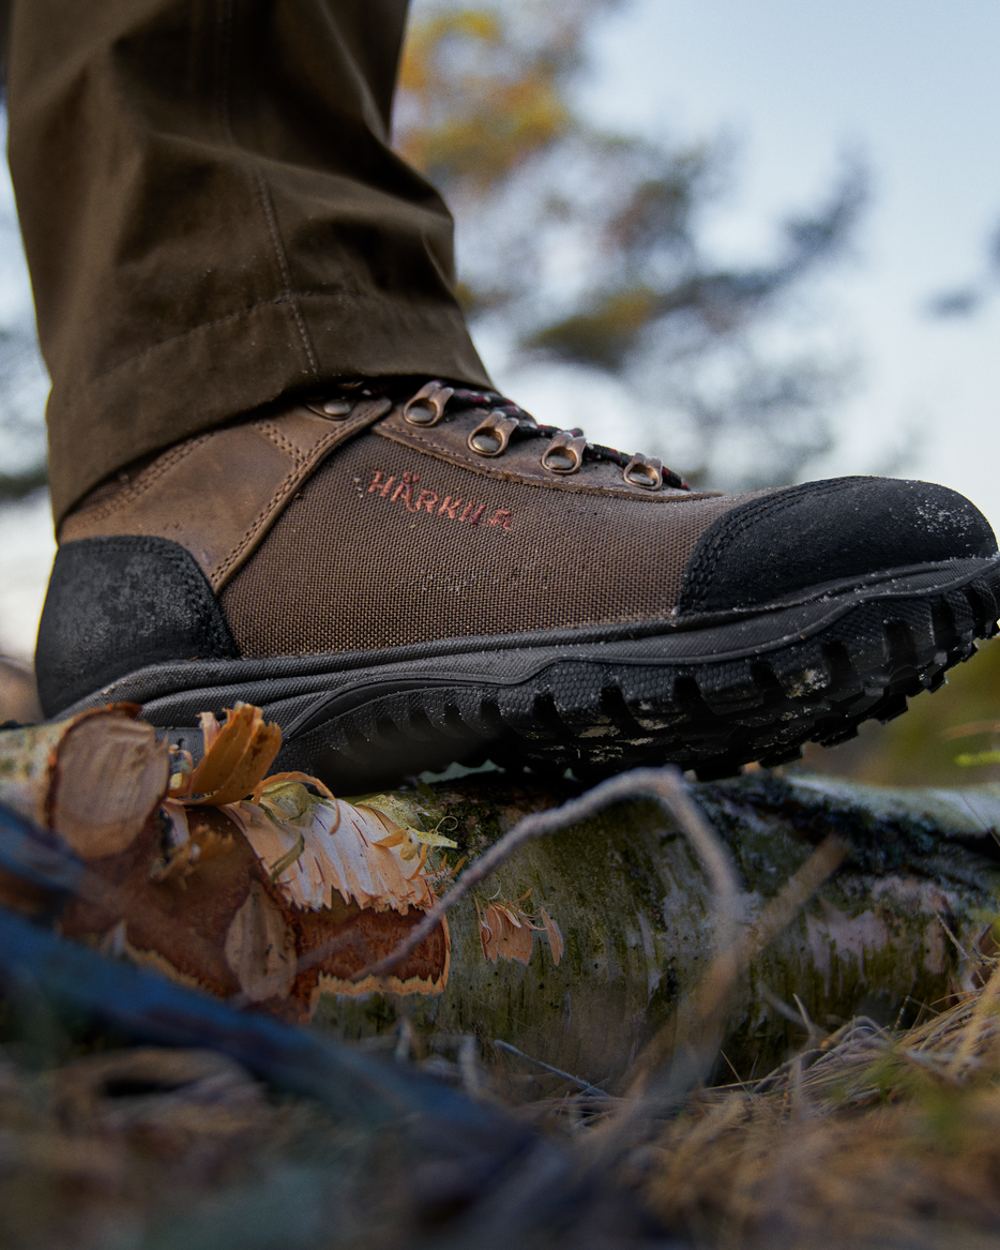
[397, 380, 688, 492]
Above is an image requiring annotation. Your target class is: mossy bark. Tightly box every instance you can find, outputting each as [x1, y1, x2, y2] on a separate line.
[315, 773, 1000, 1087]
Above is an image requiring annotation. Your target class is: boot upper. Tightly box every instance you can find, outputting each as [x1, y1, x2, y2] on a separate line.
[45, 379, 996, 711]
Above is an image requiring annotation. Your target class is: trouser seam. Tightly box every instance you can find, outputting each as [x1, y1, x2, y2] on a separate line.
[86, 289, 467, 387]
[252, 169, 321, 377]
[218, 0, 319, 381]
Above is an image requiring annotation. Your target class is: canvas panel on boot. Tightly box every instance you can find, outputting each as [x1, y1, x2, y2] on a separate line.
[38, 380, 1000, 789]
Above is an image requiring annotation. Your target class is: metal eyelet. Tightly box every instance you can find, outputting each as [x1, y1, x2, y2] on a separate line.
[403, 380, 454, 427]
[540, 431, 587, 475]
[623, 454, 663, 491]
[467, 410, 519, 457]
[305, 397, 353, 419]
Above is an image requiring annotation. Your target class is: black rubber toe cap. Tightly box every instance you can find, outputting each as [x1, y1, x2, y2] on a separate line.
[678, 476, 998, 614]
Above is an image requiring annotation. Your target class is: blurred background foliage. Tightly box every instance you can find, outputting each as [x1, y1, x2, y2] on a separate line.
[396, 0, 868, 488]
[0, 212, 48, 505]
[926, 219, 1000, 320]
[801, 638, 1000, 790]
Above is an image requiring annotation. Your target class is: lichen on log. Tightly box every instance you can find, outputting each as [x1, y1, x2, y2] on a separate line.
[312, 771, 1000, 1084]
[2, 703, 1000, 1090]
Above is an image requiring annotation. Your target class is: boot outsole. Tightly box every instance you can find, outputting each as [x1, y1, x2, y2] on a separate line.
[61, 556, 1000, 791]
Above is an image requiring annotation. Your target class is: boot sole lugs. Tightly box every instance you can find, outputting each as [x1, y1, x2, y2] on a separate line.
[62, 556, 1000, 790]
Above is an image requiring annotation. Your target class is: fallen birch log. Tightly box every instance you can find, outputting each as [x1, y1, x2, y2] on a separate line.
[0, 705, 168, 859]
[316, 771, 1000, 1084]
[1, 705, 999, 1087]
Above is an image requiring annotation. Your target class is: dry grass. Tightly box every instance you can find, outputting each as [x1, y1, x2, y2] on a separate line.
[4, 976, 1000, 1249]
[636, 975, 1000, 1250]
[460, 959, 1000, 1250]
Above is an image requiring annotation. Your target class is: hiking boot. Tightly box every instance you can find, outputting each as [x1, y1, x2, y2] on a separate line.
[36, 379, 1000, 789]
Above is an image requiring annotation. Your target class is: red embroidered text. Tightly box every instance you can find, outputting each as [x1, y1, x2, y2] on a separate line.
[365, 469, 513, 531]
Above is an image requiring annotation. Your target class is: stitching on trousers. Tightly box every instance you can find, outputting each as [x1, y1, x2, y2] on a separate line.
[218, 0, 319, 380]
[252, 171, 320, 378]
[85, 288, 478, 388]
[88, 294, 308, 386]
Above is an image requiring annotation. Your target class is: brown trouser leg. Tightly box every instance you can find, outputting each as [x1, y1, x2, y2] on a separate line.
[3, 0, 489, 523]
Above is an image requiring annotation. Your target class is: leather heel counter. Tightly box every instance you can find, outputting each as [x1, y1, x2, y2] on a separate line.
[35, 537, 238, 717]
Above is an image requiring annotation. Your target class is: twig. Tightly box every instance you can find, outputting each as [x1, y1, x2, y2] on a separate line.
[0, 793, 536, 1138]
[936, 913, 973, 963]
[0, 895, 530, 1141]
[588, 832, 847, 1159]
[354, 765, 739, 983]
[492, 1039, 609, 1097]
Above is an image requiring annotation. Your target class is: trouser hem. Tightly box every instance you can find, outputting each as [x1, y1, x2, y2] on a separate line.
[47, 289, 491, 523]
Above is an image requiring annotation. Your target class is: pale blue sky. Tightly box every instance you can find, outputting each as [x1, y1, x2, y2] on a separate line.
[588, 0, 1000, 508]
[592, 0, 998, 264]
[494, 1, 999, 525]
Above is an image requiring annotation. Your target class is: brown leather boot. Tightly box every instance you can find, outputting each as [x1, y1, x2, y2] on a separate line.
[36, 379, 1000, 788]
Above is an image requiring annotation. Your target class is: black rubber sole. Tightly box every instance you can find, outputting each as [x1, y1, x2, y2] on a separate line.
[61, 556, 1000, 791]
